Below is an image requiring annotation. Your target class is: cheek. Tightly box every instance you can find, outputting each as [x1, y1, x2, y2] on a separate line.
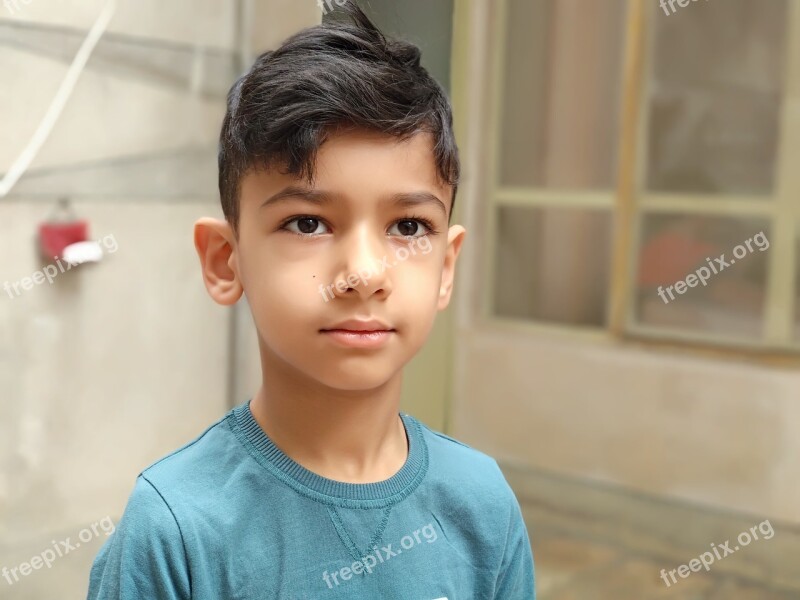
[252, 270, 323, 315]
[392, 257, 443, 307]
[393, 265, 441, 352]
[240, 257, 319, 331]
[239, 238, 317, 298]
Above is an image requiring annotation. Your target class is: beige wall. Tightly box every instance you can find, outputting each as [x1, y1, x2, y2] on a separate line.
[0, 1, 320, 597]
[452, 329, 800, 523]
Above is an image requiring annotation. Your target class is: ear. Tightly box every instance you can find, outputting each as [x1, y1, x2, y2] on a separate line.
[438, 225, 466, 311]
[193, 218, 243, 306]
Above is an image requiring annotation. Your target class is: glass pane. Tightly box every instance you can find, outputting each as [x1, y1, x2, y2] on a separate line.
[499, 0, 626, 188]
[634, 214, 771, 340]
[646, 0, 788, 195]
[493, 206, 612, 326]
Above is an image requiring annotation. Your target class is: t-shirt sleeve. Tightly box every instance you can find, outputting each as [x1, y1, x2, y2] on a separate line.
[87, 475, 191, 600]
[493, 476, 536, 599]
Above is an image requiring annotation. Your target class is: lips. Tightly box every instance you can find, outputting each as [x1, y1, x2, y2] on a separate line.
[320, 318, 395, 333]
[320, 318, 396, 349]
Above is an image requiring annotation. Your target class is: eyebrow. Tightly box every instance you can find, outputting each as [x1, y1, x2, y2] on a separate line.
[260, 186, 331, 209]
[390, 191, 448, 216]
[260, 186, 448, 216]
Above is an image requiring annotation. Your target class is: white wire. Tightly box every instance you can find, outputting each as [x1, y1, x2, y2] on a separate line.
[0, 0, 117, 198]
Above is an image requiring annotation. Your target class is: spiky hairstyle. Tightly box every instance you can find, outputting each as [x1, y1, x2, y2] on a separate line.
[217, 1, 460, 234]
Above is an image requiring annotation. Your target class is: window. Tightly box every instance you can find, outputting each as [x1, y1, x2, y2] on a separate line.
[486, 0, 800, 352]
[488, 0, 626, 328]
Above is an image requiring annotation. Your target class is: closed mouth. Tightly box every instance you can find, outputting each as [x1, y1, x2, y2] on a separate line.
[321, 329, 394, 334]
[320, 318, 394, 332]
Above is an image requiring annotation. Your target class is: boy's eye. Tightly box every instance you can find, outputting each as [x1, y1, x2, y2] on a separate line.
[281, 216, 434, 238]
[389, 219, 429, 238]
[283, 217, 330, 236]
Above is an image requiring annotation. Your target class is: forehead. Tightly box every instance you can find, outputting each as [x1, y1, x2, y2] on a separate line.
[242, 129, 451, 213]
[315, 128, 437, 171]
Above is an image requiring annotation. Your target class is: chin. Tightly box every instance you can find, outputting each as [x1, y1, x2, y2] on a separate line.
[313, 362, 400, 392]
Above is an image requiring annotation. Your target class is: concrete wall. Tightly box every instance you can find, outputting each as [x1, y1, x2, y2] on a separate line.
[0, 1, 319, 597]
[452, 329, 800, 523]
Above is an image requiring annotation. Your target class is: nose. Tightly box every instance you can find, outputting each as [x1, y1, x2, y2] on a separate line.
[330, 225, 392, 300]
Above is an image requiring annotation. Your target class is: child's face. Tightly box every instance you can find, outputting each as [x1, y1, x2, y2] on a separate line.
[211, 129, 465, 391]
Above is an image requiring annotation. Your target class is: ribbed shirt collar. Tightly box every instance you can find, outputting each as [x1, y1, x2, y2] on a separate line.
[229, 400, 428, 508]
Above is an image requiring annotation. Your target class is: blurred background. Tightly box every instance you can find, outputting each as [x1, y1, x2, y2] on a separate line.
[1, 0, 799, 598]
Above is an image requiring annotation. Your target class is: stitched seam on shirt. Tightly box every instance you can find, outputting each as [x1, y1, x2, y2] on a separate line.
[327, 505, 393, 564]
[327, 506, 361, 561]
[491, 464, 517, 598]
[428, 429, 475, 450]
[140, 474, 193, 599]
[140, 414, 228, 476]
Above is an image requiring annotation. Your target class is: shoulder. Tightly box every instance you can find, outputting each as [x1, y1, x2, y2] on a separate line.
[116, 475, 184, 541]
[411, 415, 517, 503]
[139, 409, 239, 491]
[412, 414, 502, 471]
[409, 415, 532, 576]
[115, 408, 260, 549]
[114, 408, 256, 527]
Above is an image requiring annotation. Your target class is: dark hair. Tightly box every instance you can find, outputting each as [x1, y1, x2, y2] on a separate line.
[218, 1, 460, 234]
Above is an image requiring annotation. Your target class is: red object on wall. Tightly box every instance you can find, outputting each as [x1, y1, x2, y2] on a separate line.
[38, 198, 89, 260]
[38, 220, 89, 261]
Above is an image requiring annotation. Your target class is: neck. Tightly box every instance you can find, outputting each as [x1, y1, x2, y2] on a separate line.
[248, 345, 408, 484]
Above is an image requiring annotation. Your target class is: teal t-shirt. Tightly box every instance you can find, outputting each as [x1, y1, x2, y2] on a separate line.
[87, 400, 535, 599]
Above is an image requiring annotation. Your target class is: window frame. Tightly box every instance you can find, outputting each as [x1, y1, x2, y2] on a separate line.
[475, 0, 800, 358]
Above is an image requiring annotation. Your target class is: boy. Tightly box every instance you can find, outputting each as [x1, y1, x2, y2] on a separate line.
[87, 3, 535, 598]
